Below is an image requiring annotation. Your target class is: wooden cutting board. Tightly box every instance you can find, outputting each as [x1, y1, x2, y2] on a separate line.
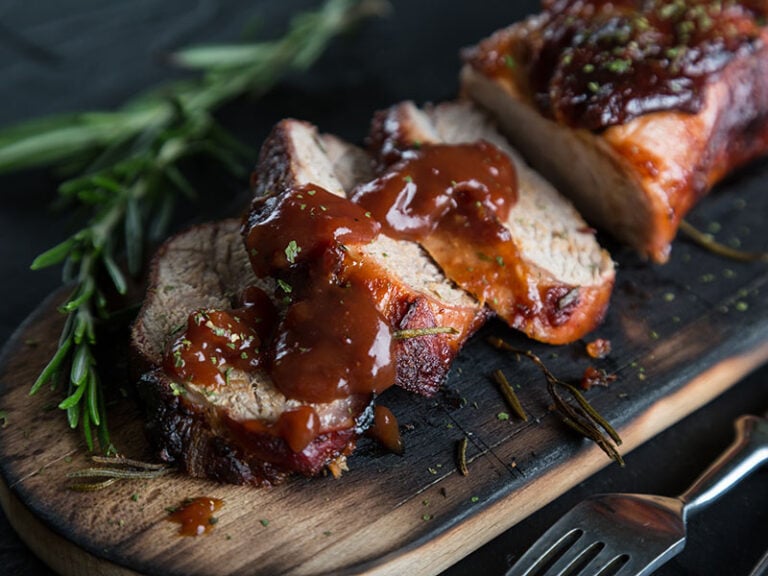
[1, 157, 768, 576]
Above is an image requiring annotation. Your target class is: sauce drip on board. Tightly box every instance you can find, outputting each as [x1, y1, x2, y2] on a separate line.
[481, 0, 768, 130]
[368, 405, 403, 454]
[166, 497, 223, 537]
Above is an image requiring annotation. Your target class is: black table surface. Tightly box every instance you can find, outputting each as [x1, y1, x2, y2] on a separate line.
[1, 2, 766, 575]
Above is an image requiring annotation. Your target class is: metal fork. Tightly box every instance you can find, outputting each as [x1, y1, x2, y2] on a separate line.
[506, 410, 768, 576]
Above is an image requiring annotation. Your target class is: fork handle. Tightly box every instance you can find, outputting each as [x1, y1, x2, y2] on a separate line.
[679, 414, 768, 519]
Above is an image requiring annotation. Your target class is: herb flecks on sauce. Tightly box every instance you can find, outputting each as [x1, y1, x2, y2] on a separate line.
[496, 0, 768, 130]
[165, 184, 396, 453]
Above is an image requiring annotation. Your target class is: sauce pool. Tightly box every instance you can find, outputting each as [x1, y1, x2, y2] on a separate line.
[166, 497, 224, 537]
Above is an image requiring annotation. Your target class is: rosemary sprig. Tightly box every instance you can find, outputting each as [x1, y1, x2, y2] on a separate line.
[2, 0, 386, 452]
[488, 337, 624, 465]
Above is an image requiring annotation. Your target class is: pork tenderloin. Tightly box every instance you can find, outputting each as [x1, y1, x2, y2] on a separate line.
[359, 100, 615, 345]
[461, 1, 768, 262]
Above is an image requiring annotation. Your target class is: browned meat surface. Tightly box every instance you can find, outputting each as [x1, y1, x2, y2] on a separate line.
[462, 0, 768, 262]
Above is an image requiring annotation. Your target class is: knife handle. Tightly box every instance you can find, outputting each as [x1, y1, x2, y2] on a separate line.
[678, 413, 768, 519]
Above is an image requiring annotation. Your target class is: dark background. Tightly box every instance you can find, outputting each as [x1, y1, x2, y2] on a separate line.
[0, 1, 766, 575]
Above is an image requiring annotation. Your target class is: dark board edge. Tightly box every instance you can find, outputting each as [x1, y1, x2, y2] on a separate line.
[0, 477, 142, 576]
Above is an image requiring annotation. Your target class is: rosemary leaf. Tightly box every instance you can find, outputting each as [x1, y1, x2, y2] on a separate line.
[457, 437, 470, 476]
[492, 369, 528, 422]
[67, 467, 171, 480]
[393, 326, 459, 339]
[124, 193, 143, 275]
[90, 455, 168, 470]
[87, 368, 101, 426]
[28, 337, 72, 395]
[30, 238, 75, 270]
[101, 252, 128, 296]
[680, 219, 768, 262]
[171, 44, 278, 70]
[70, 342, 91, 387]
[69, 478, 118, 492]
[58, 377, 88, 410]
[82, 406, 93, 452]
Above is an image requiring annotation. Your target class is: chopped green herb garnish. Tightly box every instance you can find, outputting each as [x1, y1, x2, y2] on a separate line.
[170, 382, 186, 397]
[260, 519, 270, 527]
[605, 58, 631, 73]
[284, 240, 301, 264]
[277, 279, 293, 294]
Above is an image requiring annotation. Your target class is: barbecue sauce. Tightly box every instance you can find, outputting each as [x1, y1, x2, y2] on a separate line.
[478, 0, 767, 130]
[166, 497, 223, 537]
[368, 405, 403, 454]
[243, 184, 381, 277]
[165, 185, 396, 454]
[352, 142, 516, 240]
[245, 184, 396, 404]
[352, 141, 564, 321]
[164, 286, 277, 388]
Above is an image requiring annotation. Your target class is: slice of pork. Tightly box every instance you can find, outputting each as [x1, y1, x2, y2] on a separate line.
[245, 119, 489, 396]
[362, 101, 615, 345]
[131, 220, 367, 486]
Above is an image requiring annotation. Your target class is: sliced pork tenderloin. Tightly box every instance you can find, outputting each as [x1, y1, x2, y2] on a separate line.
[131, 220, 367, 486]
[244, 119, 489, 397]
[356, 101, 615, 345]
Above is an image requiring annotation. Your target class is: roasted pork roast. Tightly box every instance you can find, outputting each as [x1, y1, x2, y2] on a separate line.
[461, 0, 768, 262]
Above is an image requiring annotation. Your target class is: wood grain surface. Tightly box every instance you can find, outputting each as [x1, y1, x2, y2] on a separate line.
[1, 151, 767, 575]
[1, 2, 768, 575]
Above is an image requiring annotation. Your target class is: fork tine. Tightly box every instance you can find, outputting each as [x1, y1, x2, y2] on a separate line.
[543, 537, 609, 576]
[573, 546, 629, 576]
[505, 528, 584, 576]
